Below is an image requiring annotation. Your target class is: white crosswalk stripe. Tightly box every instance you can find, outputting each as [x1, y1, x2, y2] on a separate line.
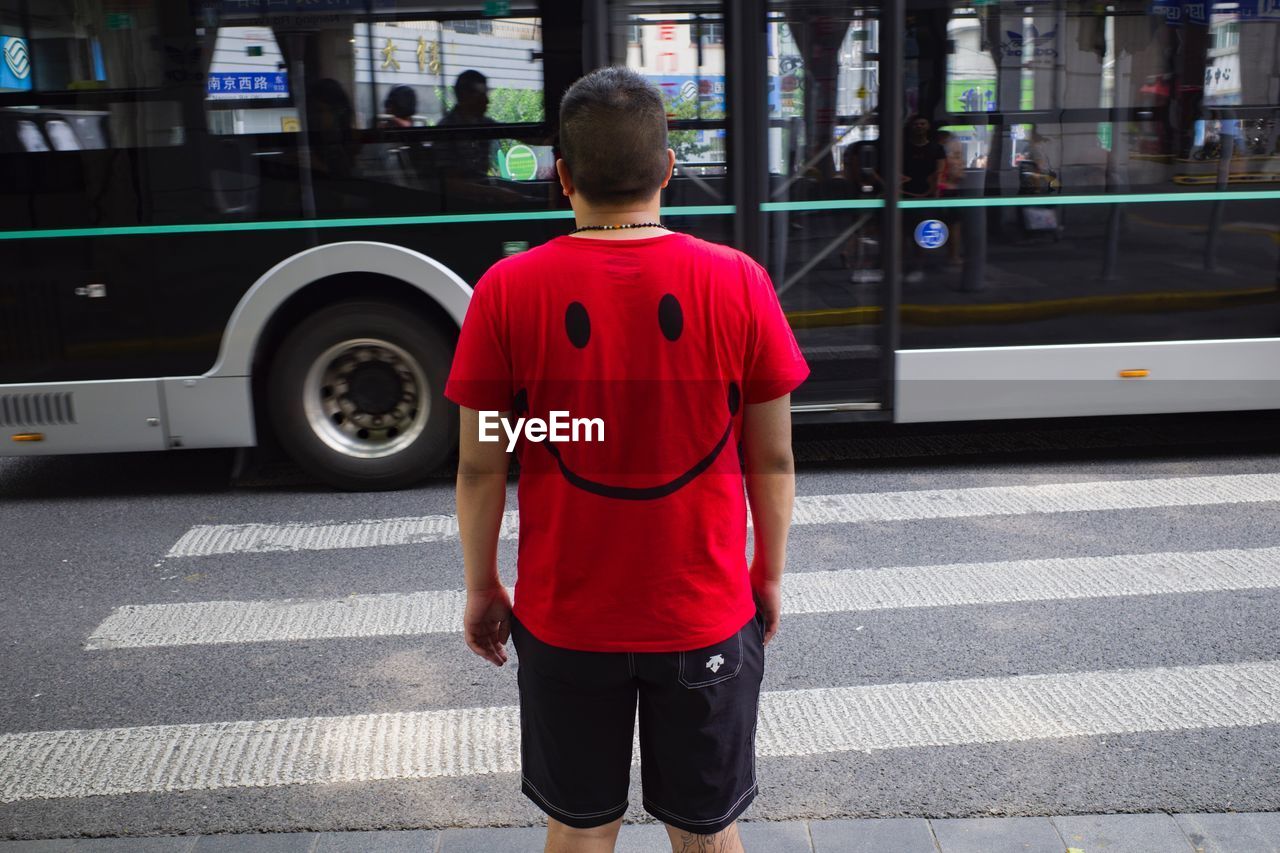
[86, 546, 1280, 649]
[3, 660, 1279, 803]
[164, 472, 1280, 558]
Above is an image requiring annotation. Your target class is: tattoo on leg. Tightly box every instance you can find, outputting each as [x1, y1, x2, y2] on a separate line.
[673, 824, 741, 852]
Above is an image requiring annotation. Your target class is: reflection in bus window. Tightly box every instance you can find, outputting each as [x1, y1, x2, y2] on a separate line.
[0, 0, 165, 91]
[205, 27, 297, 136]
[622, 10, 727, 177]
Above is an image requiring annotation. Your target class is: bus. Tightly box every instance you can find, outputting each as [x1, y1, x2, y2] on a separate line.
[2, 0, 1277, 490]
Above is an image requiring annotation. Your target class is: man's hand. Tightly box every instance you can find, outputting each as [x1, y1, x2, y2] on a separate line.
[464, 585, 512, 666]
[751, 568, 781, 646]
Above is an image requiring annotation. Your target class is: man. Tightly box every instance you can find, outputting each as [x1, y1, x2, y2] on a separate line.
[902, 114, 946, 282]
[446, 67, 808, 853]
[437, 69, 497, 179]
[902, 114, 945, 199]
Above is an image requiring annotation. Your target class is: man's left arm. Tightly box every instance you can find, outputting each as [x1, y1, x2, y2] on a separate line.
[457, 406, 513, 666]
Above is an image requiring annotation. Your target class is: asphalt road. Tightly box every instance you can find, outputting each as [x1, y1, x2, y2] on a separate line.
[1, 412, 1279, 841]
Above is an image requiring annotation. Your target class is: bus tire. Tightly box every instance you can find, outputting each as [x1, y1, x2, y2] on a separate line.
[266, 300, 455, 491]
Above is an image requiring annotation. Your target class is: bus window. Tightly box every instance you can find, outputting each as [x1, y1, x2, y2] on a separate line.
[199, 4, 548, 216]
[0, 1, 184, 154]
[0, 101, 182, 153]
[897, 0, 1279, 351]
[0, 0, 166, 91]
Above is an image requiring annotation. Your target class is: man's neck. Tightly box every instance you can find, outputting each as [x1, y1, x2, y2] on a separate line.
[569, 202, 667, 240]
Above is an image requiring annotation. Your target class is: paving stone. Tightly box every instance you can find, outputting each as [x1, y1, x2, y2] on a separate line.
[437, 827, 545, 853]
[66, 841, 196, 853]
[932, 816, 1066, 853]
[1174, 813, 1280, 853]
[810, 818, 937, 853]
[193, 834, 317, 853]
[738, 820, 814, 852]
[314, 830, 439, 852]
[1053, 814, 1193, 852]
[0, 840, 196, 853]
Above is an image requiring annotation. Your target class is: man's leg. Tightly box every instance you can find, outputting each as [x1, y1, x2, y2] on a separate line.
[663, 821, 744, 853]
[545, 816, 624, 853]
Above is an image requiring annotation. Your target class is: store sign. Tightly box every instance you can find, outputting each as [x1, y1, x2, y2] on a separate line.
[1237, 0, 1280, 19]
[1, 36, 31, 91]
[1000, 25, 1057, 59]
[1151, 0, 1213, 24]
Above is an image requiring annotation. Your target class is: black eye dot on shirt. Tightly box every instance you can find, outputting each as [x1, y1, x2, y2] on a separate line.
[512, 388, 528, 417]
[658, 293, 683, 342]
[727, 381, 741, 416]
[565, 301, 591, 348]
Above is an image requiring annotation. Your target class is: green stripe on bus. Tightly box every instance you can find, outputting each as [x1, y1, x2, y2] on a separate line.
[3, 191, 1275, 239]
[761, 199, 886, 212]
[762, 190, 1280, 213]
[899, 190, 1280, 209]
[0, 204, 735, 242]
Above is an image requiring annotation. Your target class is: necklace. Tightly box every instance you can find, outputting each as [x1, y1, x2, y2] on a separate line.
[571, 222, 667, 234]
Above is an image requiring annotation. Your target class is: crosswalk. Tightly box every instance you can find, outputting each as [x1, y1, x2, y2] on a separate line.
[5, 469, 1280, 818]
[166, 472, 1280, 557]
[86, 546, 1280, 649]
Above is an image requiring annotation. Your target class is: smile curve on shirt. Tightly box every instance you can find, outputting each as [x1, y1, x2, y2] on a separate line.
[519, 381, 740, 501]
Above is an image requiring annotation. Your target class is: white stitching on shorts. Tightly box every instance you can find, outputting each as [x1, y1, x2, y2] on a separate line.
[522, 774, 628, 820]
[643, 781, 758, 826]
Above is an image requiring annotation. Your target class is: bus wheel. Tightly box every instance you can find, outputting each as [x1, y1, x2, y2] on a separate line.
[267, 300, 454, 491]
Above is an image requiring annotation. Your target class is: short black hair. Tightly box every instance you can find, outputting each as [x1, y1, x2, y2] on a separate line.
[559, 66, 669, 206]
[384, 85, 416, 119]
[455, 69, 487, 96]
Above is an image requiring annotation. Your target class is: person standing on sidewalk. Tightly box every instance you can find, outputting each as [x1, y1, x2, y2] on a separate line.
[446, 67, 808, 853]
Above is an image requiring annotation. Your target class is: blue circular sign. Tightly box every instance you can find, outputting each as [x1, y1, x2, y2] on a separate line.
[914, 218, 949, 249]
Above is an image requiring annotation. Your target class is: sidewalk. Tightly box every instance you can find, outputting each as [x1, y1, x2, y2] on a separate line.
[3, 813, 1277, 852]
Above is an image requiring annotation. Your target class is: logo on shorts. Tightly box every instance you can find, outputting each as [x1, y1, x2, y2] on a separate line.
[705, 654, 725, 674]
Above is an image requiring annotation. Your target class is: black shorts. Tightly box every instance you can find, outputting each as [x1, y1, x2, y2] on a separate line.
[510, 612, 765, 835]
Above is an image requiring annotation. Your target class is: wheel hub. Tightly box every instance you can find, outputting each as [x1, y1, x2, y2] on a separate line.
[302, 338, 429, 459]
[345, 361, 402, 415]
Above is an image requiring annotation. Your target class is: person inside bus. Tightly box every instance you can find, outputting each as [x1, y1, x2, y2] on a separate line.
[935, 129, 966, 266]
[434, 69, 524, 208]
[902, 114, 945, 282]
[447, 66, 807, 853]
[902, 114, 945, 199]
[436, 69, 498, 179]
[379, 85, 418, 129]
[840, 137, 885, 282]
[306, 78, 361, 180]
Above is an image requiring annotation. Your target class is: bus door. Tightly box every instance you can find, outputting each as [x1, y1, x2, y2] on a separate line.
[758, 0, 891, 414]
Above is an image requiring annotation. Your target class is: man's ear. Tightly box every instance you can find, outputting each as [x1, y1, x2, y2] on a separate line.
[555, 158, 574, 197]
[660, 148, 676, 189]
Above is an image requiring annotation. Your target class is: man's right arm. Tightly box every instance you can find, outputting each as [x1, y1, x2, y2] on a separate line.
[743, 394, 795, 646]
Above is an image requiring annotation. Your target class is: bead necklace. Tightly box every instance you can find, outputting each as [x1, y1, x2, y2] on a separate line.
[570, 222, 667, 234]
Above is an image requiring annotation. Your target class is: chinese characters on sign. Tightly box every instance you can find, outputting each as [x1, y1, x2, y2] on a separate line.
[206, 71, 288, 99]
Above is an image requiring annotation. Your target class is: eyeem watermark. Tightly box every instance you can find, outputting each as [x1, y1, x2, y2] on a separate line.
[478, 410, 605, 452]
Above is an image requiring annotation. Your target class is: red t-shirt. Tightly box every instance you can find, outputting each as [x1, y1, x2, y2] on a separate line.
[445, 232, 809, 652]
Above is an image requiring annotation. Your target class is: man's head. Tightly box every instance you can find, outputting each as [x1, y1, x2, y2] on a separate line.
[906, 114, 931, 142]
[454, 70, 489, 116]
[558, 66, 674, 207]
[385, 85, 417, 120]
